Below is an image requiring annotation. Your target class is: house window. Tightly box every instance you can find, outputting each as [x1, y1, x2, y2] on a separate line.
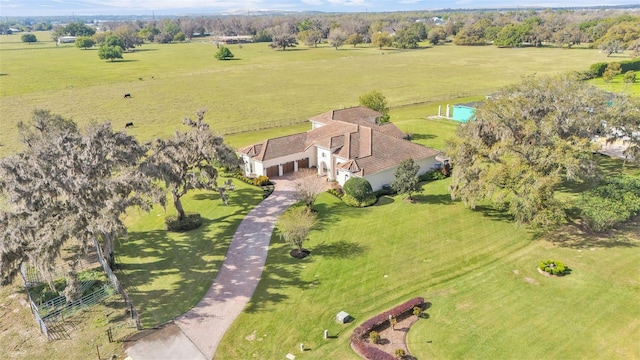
[321, 152, 326, 158]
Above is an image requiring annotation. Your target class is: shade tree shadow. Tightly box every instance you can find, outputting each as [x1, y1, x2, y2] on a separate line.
[408, 133, 437, 141]
[547, 217, 639, 249]
[243, 241, 311, 313]
[191, 186, 262, 211]
[375, 196, 394, 206]
[115, 205, 248, 326]
[411, 193, 452, 205]
[315, 240, 368, 259]
[474, 205, 513, 222]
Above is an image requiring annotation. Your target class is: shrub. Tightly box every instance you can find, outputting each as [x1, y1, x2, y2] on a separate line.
[588, 59, 640, 78]
[253, 175, 271, 186]
[165, 213, 202, 232]
[373, 186, 396, 198]
[589, 62, 608, 77]
[351, 297, 424, 360]
[369, 331, 380, 344]
[603, 63, 621, 83]
[539, 260, 570, 276]
[342, 193, 377, 208]
[395, 349, 406, 359]
[419, 170, 447, 182]
[326, 188, 343, 199]
[343, 177, 374, 202]
[624, 71, 636, 83]
[413, 306, 423, 317]
[578, 175, 640, 231]
[262, 185, 274, 199]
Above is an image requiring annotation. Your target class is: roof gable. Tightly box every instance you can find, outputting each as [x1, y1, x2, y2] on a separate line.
[239, 107, 438, 175]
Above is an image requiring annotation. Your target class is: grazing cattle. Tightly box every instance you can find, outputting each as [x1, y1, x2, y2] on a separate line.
[125, 122, 134, 128]
[123, 93, 131, 98]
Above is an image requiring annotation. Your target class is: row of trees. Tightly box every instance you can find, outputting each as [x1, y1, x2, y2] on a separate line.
[0, 109, 240, 300]
[45, 10, 640, 52]
[452, 11, 640, 53]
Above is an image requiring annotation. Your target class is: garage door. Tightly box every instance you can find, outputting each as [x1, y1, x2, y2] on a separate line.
[282, 161, 295, 174]
[298, 158, 309, 169]
[266, 165, 279, 177]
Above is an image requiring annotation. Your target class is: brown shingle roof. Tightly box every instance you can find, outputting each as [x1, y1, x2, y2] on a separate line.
[351, 130, 439, 176]
[238, 132, 306, 161]
[239, 107, 437, 175]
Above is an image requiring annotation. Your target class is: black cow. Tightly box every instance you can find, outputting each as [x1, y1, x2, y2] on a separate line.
[123, 93, 131, 98]
[125, 122, 134, 128]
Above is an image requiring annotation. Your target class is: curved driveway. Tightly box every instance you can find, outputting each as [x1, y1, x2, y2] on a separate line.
[125, 178, 297, 360]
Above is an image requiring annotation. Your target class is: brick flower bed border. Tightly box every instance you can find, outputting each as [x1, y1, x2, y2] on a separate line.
[350, 297, 425, 360]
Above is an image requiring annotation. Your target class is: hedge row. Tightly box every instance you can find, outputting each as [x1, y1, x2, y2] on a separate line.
[418, 169, 448, 182]
[224, 173, 274, 198]
[228, 173, 272, 187]
[343, 193, 377, 207]
[327, 188, 344, 199]
[589, 58, 640, 78]
[350, 297, 425, 360]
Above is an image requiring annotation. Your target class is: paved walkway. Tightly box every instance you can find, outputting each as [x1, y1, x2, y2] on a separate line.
[125, 177, 297, 360]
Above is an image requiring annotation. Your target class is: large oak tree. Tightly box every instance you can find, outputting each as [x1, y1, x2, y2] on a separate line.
[146, 110, 241, 221]
[447, 75, 621, 231]
[0, 110, 160, 298]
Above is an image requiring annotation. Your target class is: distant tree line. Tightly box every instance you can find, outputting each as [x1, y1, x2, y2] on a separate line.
[4, 8, 639, 53]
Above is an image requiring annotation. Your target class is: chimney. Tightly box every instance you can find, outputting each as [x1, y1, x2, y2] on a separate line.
[359, 127, 372, 158]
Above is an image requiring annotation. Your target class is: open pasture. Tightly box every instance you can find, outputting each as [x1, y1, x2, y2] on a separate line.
[1, 33, 613, 156]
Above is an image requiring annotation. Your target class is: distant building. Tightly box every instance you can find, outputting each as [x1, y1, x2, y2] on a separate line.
[210, 35, 253, 44]
[58, 36, 76, 44]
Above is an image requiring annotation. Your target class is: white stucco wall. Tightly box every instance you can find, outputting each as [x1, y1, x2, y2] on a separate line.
[364, 168, 395, 191]
[316, 147, 334, 179]
[242, 148, 315, 177]
[336, 169, 355, 186]
[363, 156, 438, 191]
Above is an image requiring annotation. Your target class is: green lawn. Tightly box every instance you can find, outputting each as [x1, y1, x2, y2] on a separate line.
[2, 31, 639, 360]
[116, 179, 263, 326]
[215, 175, 640, 359]
[0, 35, 619, 157]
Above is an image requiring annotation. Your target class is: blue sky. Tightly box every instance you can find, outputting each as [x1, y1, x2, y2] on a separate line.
[1, 0, 638, 17]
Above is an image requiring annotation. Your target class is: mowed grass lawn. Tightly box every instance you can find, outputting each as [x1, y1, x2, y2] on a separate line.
[217, 175, 640, 359]
[216, 118, 640, 358]
[116, 179, 263, 326]
[0, 31, 619, 157]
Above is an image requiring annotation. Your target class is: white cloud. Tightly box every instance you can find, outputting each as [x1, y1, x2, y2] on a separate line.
[326, 0, 368, 7]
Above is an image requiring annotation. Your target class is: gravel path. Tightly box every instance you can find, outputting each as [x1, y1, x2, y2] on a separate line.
[125, 178, 297, 360]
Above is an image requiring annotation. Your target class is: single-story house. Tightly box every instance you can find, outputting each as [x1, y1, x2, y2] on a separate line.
[452, 102, 479, 122]
[237, 106, 442, 191]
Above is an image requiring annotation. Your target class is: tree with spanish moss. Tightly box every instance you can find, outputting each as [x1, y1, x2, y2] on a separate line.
[146, 109, 241, 224]
[447, 74, 629, 231]
[0, 110, 161, 299]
